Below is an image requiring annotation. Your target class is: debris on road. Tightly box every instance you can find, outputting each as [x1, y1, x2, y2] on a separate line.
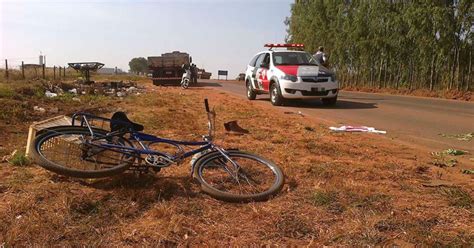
[462, 169, 474, 175]
[431, 152, 458, 167]
[45, 90, 57, 98]
[431, 149, 468, 156]
[422, 179, 455, 188]
[329, 125, 386, 134]
[439, 132, 473, 141]
[38, 80, 144, 99]
[224, 120, 249, 134]
[304, 126, 315, 132]
[1, 150, 17, 163]
[284, 111, 304, 117]
[33, 106, 46, 113]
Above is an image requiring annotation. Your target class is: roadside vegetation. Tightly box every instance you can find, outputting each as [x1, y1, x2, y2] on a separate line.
[286, 1, 473, 97]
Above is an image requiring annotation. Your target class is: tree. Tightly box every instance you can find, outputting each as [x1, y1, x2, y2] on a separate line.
[286, 0, 473, 92]
[128, 57, 148, 75]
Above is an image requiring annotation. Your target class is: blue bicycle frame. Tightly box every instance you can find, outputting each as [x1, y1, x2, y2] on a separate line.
[71, 113, 213, 161]
[70, 99, 225, 173]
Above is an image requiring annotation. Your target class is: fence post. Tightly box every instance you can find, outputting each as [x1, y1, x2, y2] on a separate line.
[42, 63, 45, 79]
[63, 66, 66, 77]
[59, 66, 62, 79]
[53, 66, 56, 80]
[5, 59, 8, 79]
[22, 61, 25, 79]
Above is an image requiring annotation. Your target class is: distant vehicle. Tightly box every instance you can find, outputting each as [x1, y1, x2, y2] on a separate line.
[244, 44, 338, 106]
[197, 68, 212, 79]
[148, 51, 192, 86]
[197, 69, 212, 79]
[237, 73, 245, 81]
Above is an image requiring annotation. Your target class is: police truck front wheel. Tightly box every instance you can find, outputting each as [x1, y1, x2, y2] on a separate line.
[270, 82, 284, 106]
[246, 81, 257, 100]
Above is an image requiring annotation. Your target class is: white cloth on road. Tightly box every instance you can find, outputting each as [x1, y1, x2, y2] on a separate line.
[329, 125, 386, 134]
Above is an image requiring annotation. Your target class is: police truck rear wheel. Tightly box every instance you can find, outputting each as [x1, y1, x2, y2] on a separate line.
[247, 81, 257, 100]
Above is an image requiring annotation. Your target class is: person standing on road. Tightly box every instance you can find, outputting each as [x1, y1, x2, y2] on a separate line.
[190, 63, 198, 85]
[314, 46, 328, 66]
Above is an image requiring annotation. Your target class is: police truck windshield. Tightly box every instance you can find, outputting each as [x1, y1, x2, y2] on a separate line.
[272, 52, 319, 66]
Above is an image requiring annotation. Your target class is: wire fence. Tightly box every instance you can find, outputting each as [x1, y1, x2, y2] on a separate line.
[2, 58, 132, 82]
[0, 56, 79, 81]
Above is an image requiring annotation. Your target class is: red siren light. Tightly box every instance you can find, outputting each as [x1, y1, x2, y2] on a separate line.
[264, 43, 305, 48]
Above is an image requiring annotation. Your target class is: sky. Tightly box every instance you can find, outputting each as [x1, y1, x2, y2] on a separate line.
[0, 0, 293, 78]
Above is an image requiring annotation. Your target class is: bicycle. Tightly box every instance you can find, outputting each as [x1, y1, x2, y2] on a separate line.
[31, 99, 284, 202]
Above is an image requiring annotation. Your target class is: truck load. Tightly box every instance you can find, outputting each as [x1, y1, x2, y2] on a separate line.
[148, 51, 192, 85]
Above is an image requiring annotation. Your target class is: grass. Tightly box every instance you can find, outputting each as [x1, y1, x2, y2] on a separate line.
[440, 187, 472, 209]
[311, 190, 337, 206]
[0, 84, 16, 98]
[0, 77, 473, 246]
[9, 151, 30, 166]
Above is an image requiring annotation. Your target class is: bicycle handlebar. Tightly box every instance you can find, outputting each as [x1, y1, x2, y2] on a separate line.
[204, 99, 210, 112]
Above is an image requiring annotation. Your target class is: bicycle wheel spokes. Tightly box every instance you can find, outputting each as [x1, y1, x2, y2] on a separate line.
[38, 128, 132, 173]
[200, 154, 276, 196]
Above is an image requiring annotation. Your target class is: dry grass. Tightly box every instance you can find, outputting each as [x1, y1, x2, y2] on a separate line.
[343, 85, 473, 101]
[0, 78, 473, 246]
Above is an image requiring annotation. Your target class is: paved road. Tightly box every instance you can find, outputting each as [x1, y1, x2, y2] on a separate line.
[201, 80, 474, 152]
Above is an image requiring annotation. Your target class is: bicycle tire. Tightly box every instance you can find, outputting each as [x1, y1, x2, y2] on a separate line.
[193, 150, 284, 202]
[31, 126, 135, 178]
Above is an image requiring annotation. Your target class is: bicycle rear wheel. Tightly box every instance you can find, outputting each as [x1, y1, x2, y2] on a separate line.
[193, 150, 284, 202]
[31, 126, 135, 178]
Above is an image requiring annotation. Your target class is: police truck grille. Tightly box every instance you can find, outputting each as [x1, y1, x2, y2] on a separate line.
[301, 76, 329, 83]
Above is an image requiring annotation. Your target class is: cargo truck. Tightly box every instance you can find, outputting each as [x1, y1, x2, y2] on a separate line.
[148, 51, 192, 85]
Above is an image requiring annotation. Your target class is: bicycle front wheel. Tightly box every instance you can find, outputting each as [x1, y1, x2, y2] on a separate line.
[32, 126, 135, 178]
[193, 150, 284, 202]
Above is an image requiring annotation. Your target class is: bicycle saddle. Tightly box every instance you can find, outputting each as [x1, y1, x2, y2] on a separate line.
[110, 112, 144, 132]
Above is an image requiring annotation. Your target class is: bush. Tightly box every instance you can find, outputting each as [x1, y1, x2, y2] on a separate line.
[0, 84, 15, 98]
[9, 151, 31, 166]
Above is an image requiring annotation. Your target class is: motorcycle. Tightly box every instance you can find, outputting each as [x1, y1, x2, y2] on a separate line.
[181, 64, 191, 89]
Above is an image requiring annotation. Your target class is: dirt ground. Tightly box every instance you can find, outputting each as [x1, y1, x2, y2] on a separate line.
[0, 78, 473, 246]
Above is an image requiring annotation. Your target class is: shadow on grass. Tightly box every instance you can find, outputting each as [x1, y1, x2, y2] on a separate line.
[77, 173, 200, 201]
